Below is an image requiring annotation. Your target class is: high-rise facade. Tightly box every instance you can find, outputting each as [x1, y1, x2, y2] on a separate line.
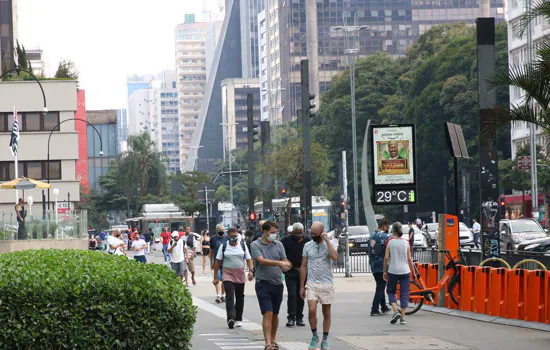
[127, 89, 152, 136]
[0, 0, 17, 72]
[116, 109, 127, 153]
[274, 0, 505, 122]
[508, 1, 549, 158]
[241, 0, 264, 78]
[26, 48, 44, 77]
[175, 16, 208, 169]
[86, 110, 118, 193]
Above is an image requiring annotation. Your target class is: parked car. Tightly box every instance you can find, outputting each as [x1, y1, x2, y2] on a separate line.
[423, 223, 439, 246]
[517, 236, 550, 254]
[434, 222, 474, 248]
[340, 226, 370, 252]
[499, 219, 548, 251]
[402, 225, 428, 248]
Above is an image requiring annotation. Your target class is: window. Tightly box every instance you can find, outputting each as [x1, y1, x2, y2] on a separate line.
[0, 161, 61, 181]
[26, 161, 42, 179]
[0, 112, 60, 132]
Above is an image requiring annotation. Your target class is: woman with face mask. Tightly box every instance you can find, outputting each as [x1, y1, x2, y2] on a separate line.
[210, 224, 228, 303]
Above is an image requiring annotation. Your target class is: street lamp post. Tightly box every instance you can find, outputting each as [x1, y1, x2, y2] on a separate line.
[47, 118, 103, 212]
[333, 15, 369, 226]
[53, 188, 59, 239]
[220, 122, 238, 212]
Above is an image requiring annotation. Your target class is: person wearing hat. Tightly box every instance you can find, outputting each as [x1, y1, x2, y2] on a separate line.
[169, 231, 189, 286]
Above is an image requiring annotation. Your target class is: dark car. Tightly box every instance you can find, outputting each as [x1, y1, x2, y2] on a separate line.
[499, 219, 548, 251]
[517, 236, 550, 253]
[339, 226, 370, 252]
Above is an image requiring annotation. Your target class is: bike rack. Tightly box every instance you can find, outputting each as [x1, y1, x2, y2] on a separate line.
[512, 259, 548, 271]
[479, 257, 511, 269]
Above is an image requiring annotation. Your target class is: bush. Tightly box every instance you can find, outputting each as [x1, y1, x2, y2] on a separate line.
[0, 250, 197, 349]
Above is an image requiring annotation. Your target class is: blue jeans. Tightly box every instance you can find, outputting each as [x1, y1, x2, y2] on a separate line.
[134, 255, 147, 263]
[162, 244, 171, 262]
[386, 273, 410, 309]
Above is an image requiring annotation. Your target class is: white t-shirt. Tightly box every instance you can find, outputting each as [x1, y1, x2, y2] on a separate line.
[107, 235, 125, 256]
[387, 238, 410, 275]
[330, 237, 339, 250]
[133, 239, 147, 256]
[473, 222, 481, 233]
[170, 239, 187, 263]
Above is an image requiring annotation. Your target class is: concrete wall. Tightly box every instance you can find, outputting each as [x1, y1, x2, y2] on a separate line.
[0, 239, 88, 253]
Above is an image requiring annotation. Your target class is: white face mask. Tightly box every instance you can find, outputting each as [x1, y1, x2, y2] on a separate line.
[268, 233, 277, 242]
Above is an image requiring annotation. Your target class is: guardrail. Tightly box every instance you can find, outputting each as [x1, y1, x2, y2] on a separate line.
[0, 210, 88, 241]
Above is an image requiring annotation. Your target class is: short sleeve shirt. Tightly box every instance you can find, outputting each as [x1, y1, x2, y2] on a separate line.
[303, 240, 333, 284]
[216, 242, 251, 283]
[133, 239, 147, 256]
[210, 235, 228, 258]
[251, 239, 287, 285]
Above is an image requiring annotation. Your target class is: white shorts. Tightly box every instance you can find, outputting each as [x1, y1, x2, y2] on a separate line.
[306, 283, 335, 305]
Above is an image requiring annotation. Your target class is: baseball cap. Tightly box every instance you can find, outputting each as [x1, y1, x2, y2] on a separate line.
[171, 231, 179, 237]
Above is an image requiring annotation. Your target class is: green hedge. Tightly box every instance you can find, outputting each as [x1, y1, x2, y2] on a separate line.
[0, 249, 197, 349]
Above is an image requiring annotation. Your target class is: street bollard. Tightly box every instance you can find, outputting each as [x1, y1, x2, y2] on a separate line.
[345, 234, 351, 277]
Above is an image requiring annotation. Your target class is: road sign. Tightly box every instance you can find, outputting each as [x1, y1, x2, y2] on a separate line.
[518, 156, 531, 170]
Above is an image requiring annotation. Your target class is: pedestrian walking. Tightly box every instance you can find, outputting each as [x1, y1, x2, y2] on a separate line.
[184, 226, 197, 285]
[132, 235, 147, 263]
[160, 227, 171, 264]
[472, 218, 481, 249]
[213, 227, 254, 329]
[281, 222, 309, 327]
[210, 224, 228, 303]
[145, 228, 154, 254]
[168, 231, 189, 285]
[384, 222, 416, 325]
[107, 230, 126, 256]
[368, 219, 391, 316]
[250, 220, 292, 350]
[200, 229, 211, 275]
[299, 222, 338, 350]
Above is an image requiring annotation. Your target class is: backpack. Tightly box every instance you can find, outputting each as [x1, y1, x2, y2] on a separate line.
[368, 231, 386, 259]
[221, 240, 247, 260]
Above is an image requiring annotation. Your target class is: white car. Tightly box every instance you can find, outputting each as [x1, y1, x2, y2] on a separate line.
[401, 225, 428, 248]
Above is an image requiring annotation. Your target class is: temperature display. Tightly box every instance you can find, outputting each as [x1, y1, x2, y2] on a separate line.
[374, 189, 416, 205]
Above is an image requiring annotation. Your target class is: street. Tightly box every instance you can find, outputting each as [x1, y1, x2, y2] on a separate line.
[143, 250, 550, 350]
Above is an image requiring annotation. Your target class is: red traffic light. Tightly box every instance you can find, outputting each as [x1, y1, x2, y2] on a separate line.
[281, 189, 286, 194]
[500, 201, 505, 206]
[341, 201, 346, 207]
[249, 212, 257, 221]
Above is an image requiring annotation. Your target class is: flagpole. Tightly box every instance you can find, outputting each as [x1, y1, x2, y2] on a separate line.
[13, 106, 18, 204]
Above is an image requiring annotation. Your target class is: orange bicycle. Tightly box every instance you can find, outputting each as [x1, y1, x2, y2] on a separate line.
[400, 249, 465, 315]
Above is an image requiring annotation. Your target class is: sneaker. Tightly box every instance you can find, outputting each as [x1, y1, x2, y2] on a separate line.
[221, 295, 226, 303]
[391, 312, 401, 324]
[227, 319, 235, 329]
[370, 311, 383, 316]
[400, 319, 407, 325]
[308, 336, 319, 350]
[215, 296, 222, 303]
[286, 320, 295, 327]
[321, 340, 331, 350]
[296, 319, 306, 327]
[235, 321, 243, 328]
[381, 308, 391, 315]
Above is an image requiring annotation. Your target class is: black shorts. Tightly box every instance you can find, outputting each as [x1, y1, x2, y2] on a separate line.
[255, 280, 284, 315]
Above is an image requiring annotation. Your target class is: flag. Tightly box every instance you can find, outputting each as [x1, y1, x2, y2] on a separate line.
[9, 107, 19, 157]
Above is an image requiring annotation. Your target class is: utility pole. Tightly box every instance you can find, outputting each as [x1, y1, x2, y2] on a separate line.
[221, 121, 238, 224]
[198, 186, 215, 234]
[261, 121, 273, 218]
[526, 0, 538, 219]
[342, 151, 351, 278]
[247, 94, 255, 217]
[301, 60, 314, 231]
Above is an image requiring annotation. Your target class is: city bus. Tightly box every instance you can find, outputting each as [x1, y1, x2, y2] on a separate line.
[125, 203, 194, 237]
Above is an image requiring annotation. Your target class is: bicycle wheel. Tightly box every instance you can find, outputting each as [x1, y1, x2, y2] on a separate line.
[398, 281, 424, 315]
[448, 273, 460, 306]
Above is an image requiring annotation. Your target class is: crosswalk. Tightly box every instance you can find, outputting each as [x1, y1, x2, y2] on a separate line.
[198, 333, 309, 349]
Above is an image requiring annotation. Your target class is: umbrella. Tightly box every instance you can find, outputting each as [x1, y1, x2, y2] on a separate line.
[0, 177, 51, 189]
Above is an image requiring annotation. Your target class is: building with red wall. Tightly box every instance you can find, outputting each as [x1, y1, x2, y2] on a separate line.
[75, 90, 89, 193]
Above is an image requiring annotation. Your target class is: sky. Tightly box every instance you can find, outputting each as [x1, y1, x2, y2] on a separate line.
[18, 0, 203, 110]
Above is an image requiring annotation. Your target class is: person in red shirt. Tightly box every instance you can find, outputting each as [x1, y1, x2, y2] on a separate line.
[161, 227, 172, 263]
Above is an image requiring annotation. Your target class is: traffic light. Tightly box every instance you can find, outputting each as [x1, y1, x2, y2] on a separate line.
[253, 121, 260, 142]
[281, 188, 287, 198]
[249, 212, 257, 221]
[308, 93, 316, 116]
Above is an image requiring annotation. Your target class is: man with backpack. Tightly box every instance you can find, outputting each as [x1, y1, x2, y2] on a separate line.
[213, 227, 254, 329]
[368, 219, 391, 316]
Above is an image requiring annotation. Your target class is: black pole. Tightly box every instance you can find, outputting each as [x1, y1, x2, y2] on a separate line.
[47, 118, 103, 212]
[261, 121, 272, 218]
[301, 60, 313, 231]
[454, 157, 460, 220]
[443, 176, 448, 214]
[42, 190, 46, 220]
[477, 17, 500, 260]
[246, 94, 255, 222]
[298, 109, 305, 226]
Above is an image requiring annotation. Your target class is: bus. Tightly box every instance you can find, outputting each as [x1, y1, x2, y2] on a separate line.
[125, 203, 194, 237]
[254, 196, 334, 231]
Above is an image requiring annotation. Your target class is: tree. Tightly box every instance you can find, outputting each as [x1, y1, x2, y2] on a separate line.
[172, 171, 210, 216]
[16, 41, 29, 70]
[54, 59, 78, 79]
[215, 185, 230, 202]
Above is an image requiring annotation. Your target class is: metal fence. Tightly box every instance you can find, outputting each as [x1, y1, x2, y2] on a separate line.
[0, 210, 88, 241]
[333, 248, 371, 274]
[413, 247, 550, 270]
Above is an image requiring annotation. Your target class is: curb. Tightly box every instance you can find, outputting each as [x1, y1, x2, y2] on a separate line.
[421, 304, 550, 332]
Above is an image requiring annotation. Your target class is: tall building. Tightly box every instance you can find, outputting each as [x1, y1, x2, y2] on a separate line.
[508, 1, 549, 158]
[175, 16, 208, 169]
[127, 74, 156, 97]
[151, 70, 180, 173]
[0, 80, 80, 218]
[86, 110, 118, 193]
[116, 109, 127, 153]
[26, 48, 44, 77]
[221, 78, 260, 155]
[0, 0, 17, 72]
[271, 0, 506, 122]
[240, 0, 264, 78]
[127, 89, 152, 136]
[184, 0, 243, 172]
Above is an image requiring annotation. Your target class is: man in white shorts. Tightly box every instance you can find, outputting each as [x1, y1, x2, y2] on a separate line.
[300, 221, 338, 350]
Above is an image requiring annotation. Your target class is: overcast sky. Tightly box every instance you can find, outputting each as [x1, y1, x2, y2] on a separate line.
[18, 0, 203, 110]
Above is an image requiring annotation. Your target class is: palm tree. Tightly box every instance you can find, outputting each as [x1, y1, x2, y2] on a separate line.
[481, 0, 550, 146]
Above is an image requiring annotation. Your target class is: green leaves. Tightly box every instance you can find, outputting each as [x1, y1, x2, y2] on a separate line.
[0, 250, 196, 349]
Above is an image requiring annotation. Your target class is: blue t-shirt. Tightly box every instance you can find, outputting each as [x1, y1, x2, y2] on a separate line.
[369, 230, 390, 273]
[210, 234, 228, 258]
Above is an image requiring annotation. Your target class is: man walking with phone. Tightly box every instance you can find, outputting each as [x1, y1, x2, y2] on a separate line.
[300, 221, 338, 350]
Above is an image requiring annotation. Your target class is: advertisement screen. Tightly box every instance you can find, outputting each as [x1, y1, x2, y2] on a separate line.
[372, 125, 415, 185]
